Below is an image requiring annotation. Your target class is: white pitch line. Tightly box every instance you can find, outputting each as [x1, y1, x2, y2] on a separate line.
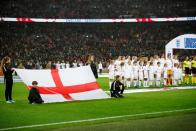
[105, 86, 196, 94]
[1, 108, 196, 131]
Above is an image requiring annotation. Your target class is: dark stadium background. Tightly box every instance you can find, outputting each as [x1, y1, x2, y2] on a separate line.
[0, 0, 196, 68]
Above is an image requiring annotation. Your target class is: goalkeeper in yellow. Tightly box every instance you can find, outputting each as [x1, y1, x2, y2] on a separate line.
[183, 57, 191, 84]
[191, 56, 196, 84]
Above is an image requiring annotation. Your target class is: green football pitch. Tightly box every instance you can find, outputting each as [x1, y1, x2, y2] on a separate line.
[0, 77, 196, 131]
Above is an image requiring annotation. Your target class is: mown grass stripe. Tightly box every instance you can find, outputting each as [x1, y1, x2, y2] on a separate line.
[1, 107, 196, 131]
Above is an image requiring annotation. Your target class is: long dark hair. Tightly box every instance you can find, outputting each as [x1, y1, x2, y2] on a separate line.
[87, 55, 94, 65]
[0, 56, 11, 69]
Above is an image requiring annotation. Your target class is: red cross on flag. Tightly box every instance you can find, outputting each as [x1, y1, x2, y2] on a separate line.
[15, 66, 110, 103]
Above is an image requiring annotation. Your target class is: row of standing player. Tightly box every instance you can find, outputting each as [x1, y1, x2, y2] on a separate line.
[54, 60, 84, 69]
[108, 55, 196, 88]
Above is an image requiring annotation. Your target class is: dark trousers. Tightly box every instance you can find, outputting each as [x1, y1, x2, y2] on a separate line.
[99, 69, 102, 74]
[111, 89, 124, 98]
[29, 98, 43, 104]
[4, 79, 13, 101]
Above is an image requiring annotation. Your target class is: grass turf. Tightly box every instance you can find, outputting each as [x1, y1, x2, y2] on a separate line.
[51, 113, 196, 131]
[0, 77, 196, 131]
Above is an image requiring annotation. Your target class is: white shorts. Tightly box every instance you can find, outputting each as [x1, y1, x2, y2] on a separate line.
[164, 73, 167, 79]
[115, 71, 125, 79]
[109, 73, 114, 79]
[139, 73, 143, 80]
[133, 73, 138, 80]
[120, 72, 125, 77]
[144, 72, 148, 79]
[173, 75, 178, 80]
[125, 71, 133, 79]
[149, 73, 154, 81]
[156, 74, 161, 81]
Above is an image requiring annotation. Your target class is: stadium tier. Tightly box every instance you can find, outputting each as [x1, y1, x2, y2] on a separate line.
[0, 22, 196, 68]
[1, 0, 196, 68]
[1, 0, 196, 18]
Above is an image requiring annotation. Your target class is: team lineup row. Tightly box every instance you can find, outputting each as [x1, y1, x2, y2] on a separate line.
[108, 55, 196, 88]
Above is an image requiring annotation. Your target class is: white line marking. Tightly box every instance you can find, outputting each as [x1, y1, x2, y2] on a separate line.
[1, 108, 196, 130]
[105, 86, 196, 94]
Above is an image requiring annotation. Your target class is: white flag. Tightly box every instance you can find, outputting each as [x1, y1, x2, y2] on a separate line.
[15, 66, 110, 103]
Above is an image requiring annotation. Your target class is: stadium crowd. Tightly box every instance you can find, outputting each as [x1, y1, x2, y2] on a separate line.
[0, 21, 196, 69]
[1, 0, 195, 18]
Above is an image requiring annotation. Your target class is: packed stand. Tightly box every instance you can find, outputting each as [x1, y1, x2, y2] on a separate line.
[1, 22, 196, 69]
[1, 0, 195, 18]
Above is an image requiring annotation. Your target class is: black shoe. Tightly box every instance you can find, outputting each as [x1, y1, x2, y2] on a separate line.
[118, 94, 124, 98]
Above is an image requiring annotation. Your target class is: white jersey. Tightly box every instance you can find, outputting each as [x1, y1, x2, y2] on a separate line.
[118, 66, 125, 77]
[66, 63, 70, 68]
[163, 67, 169, 79]
[56, 63, 61, 69]
[166, 59, 173, 69]
[61, 63, 66, 69]
[125, 59, 129, 64]
[178, 68, 182, 80]
[138, 66, 144, 80]
[153, 59, 159, 66]
[108, 64, 115, 79]
[148, 66, 155, 80]
[148, 66, 155, 74]
[79, 62, 83, 67]
[114, 60, 121, 67]
[73, 62, 77, 68]
[155, 66, 163, 80]
[132, 65, 139, 79]
[172, 59, 179, 67]
[160, 58, 166, 68]
[143, 65, 149, 79]
[173, 67, 179, 80]
[124, 64, 133, 79]
[98, 63, 103, 70]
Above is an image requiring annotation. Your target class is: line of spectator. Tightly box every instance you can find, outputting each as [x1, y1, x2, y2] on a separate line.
[0, 22, 196, 69]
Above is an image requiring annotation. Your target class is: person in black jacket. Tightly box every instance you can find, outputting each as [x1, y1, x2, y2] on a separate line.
[110, 75, 125, 98]
[87, 55, 98, 78]
[1, 56, 15, 103]
[28, 81, 44, 104]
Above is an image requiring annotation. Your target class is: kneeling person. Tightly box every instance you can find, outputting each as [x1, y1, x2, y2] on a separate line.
[110, 75, 125, 98]
[28, 81, 44, 104]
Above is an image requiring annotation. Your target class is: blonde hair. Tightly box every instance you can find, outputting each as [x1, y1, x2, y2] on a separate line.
[0, 56, 10, 70]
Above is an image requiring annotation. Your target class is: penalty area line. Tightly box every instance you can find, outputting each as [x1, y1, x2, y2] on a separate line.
[1, 107, 196, 130]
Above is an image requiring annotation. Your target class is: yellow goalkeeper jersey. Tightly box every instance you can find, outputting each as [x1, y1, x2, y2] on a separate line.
[192, 60, 196, 68]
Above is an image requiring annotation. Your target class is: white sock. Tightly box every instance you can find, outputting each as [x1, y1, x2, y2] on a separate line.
[156, 81, 160, 87]
[164, 79, 167, 86]
[143, 81, 146, 87]
[126, 81, 131, 88]
[149, 80, 152, 86]
[146, 80, 149, 87]
[139, 81, 141, 87]
[121, 79, 126, 85]
[144, 81, 147, 87]
[173, 79, 177, 85]
[178, 79, 181, 85]
[109, 80, 112, 89]
[134, 80, 137, 87]
[130, 80, 133, 87]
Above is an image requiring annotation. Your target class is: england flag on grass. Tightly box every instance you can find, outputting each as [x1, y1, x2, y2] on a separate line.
[15, 66, 110, 103]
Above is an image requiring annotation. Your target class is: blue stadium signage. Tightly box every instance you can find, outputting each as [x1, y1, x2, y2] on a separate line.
[184, 38, 196, 48]
[187, 17, 196, 21]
